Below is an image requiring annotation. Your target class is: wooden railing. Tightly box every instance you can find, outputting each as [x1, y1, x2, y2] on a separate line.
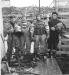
[57, 31, 69, 55]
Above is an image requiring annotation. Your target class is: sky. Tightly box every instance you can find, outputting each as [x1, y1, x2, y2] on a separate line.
[10, 0, 53, 7]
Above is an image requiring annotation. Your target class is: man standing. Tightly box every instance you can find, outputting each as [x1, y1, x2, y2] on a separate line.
[48, 12, 62, 56]
[21, 16, 31, 54]
[7, 16, 15, 65]
[33, 15, 49, 59]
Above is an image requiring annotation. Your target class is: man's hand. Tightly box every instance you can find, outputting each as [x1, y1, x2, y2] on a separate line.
[47, 35, 49, 39]
[10, 28, 14, 32]
[51, 27, 55, 31]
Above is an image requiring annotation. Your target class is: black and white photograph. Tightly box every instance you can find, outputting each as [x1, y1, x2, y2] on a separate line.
[0, 0, 69, 75]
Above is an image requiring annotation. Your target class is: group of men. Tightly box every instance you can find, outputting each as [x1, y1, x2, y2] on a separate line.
[6, 11, 65, 65]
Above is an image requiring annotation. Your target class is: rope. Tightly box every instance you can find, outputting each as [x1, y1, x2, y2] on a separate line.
[0, 33, 4, 43]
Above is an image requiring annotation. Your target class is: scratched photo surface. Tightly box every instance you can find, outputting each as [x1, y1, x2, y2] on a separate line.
[1, 0, 69, 75]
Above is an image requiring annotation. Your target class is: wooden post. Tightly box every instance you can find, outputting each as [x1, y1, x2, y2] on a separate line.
[54, 0, 58, 12]
[0, 0, 10, 61]
[0, 0, 5, 61]
[39, 0, 40, 14]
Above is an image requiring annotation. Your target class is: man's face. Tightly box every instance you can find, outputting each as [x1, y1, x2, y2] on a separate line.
[10, 18, 13, 22]
[23, 17, 26, 21]
[52, 14, 58, 19]
[37, 16, 41, 20]
[10, 17, 16, 22]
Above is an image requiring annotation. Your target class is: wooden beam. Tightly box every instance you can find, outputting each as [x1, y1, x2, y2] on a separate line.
[57, 51, 69, 54]
[0, 0, 5, 61]
[61, 39, 69, 41]
[39, 0, 40, 13]
[46, 57, 62, 75]
[59, 45, 69, 48]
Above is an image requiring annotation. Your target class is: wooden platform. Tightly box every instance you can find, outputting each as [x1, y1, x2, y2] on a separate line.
[57, 51, 69, 55]
[3, 58, 62, 75]
[58, 31, 69, 52]
[20, 57, 62, 75]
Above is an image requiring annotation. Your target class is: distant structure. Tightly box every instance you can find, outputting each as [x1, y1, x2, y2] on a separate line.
[56, 0, 69, 8]
[2, 0, 10, 7]
[52, 0, 69, 19]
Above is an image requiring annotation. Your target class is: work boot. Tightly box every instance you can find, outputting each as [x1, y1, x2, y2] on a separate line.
[52, 50, 56, 58]
[47, 49, 51, 58]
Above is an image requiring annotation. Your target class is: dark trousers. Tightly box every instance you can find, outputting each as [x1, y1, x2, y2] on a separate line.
[12, 32, 30, 55]
[7, 33, 13, 64]
[48, 32, 59, 50]
[7, 32, 24, 62]
[48, 38, 58, 50]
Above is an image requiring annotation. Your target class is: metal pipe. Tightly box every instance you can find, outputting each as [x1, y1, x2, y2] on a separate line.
[39, 0, 40, 14]
[54, 0, 58, 12]
[54, 0, 56, 11]
[0, 0, 5, 60]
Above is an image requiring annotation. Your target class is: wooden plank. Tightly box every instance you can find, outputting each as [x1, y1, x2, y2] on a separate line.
[46, 57, 62, 75]
[56, 51, 69, 54]
[23, 58, 62, 75]
[2, 58, 62, 75]
[63, 35, 69, 38]
[59, 45, 69, 48]
[61, 39, 69, 41]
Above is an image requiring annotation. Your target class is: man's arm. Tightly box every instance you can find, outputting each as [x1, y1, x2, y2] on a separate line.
[45, 22, 50, 39]
[62, 22, 66, 30]
[48, 21, 55, 31]
[30, 23, 34, 37]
